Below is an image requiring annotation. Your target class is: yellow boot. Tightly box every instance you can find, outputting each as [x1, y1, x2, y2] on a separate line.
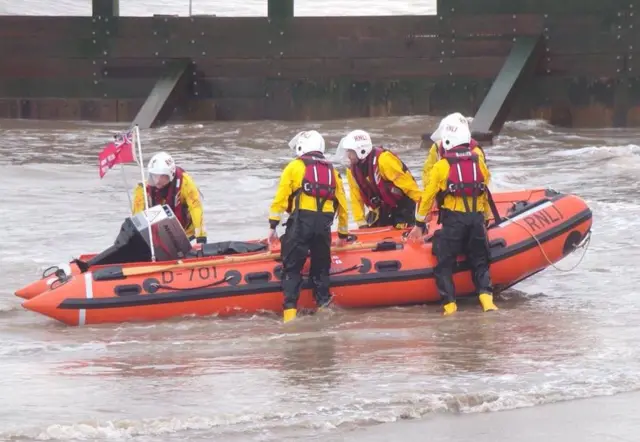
[443, 302, 457, 316]
[478, 293, 498, 312]
[283, 308, 297, 323]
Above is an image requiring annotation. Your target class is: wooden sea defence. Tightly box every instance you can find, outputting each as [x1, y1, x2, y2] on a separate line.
[0, 0, 637, 132]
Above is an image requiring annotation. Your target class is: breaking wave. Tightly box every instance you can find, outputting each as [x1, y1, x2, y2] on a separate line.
[7, 376, 640, 441]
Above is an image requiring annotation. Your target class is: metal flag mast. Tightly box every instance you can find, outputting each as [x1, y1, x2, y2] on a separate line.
[133, 124, 156, 263]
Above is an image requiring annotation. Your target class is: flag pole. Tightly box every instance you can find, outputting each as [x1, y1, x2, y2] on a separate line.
[134, 125, 156, 263]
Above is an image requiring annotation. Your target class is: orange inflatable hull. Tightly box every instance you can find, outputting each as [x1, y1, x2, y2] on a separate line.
[14, 226, 406, 301]
[20, 188, 593, 326]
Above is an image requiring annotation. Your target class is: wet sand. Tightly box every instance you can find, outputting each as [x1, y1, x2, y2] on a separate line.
[337, 391, 640, 442]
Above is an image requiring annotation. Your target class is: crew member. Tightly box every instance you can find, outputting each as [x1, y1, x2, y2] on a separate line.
[337, 129, 421, 229]
[408, 117, 498, 315]
[421, 113, 489, 189]
[268, 130, 350, 323]
[132, 152, 207, 244]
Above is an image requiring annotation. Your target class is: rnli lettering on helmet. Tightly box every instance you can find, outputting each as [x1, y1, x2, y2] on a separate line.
[445, 125, 458, 132]
[353, 134, 368, 141]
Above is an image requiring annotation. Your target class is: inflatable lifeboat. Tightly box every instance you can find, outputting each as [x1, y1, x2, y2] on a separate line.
[18, 188, 592, 326]
[14, 227, 399, 301]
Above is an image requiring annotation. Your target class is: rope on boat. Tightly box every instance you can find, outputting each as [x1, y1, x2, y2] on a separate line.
[500, 215, 592, 273]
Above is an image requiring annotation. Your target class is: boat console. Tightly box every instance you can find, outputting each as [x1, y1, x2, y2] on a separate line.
[83, 205, 193, 268]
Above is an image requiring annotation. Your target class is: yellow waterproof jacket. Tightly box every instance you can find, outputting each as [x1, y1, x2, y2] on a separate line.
[346, 150, 422, 227]
[422, 142, 490, 189]
[132, 171, 205, 239]
[416, 153, 492, 223]
[269, 157, 349, 235]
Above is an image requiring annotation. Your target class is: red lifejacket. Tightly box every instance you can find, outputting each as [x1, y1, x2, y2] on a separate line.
[146, 166, 191, 228]
[289, 153, 337, 213]
[350, 146, 409, 209]
[438, 138, 484, 159]
[440, 144, 486, 212]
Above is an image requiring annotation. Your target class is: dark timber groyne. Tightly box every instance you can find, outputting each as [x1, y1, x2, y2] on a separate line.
[0, 0, 637, 137]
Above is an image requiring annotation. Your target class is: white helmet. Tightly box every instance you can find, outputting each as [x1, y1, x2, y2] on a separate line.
[336, 129, 373, 161]
[430, 112, 469, 144]
[440, 115, 472, 151]
[147, 152, 176, 182]
[288, 130, 325, 157]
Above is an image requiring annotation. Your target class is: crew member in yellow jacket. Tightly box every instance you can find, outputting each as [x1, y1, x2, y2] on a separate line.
[132, 152, 207, 244]
[268, 130, 350, 323]
[337, 129, 422, 229]
[421, 113, 489, 189]
[408, 115, 498, 316]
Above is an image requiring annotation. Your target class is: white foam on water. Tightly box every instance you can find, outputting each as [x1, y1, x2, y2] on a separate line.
[0, 340, 110, 357]
[551, 144, 640, 158]
[503, 119, 554, 130]
[0, 301, 21, 314]
[2, 373, 637, 441]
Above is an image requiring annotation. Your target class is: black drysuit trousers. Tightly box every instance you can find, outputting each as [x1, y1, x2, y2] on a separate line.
[433, 209, 493, 304]
[366, 196, 416, 228]
[280, 210, 334, 310]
